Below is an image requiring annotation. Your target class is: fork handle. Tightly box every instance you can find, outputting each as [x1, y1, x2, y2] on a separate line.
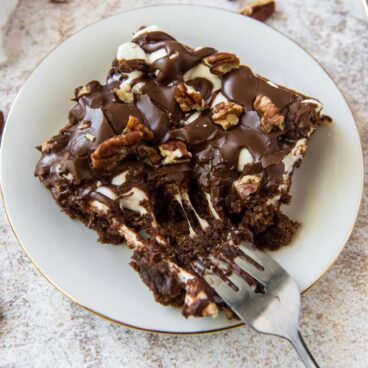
[289, 330, 320, 368]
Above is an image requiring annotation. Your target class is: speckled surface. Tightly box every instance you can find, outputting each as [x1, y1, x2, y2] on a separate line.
[0, 1, 367, 367]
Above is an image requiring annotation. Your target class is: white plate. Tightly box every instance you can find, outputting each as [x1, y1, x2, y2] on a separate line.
[0, 5, 363, 334]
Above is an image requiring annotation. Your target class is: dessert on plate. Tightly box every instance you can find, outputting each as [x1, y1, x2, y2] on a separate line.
[35, 25, 327, 318]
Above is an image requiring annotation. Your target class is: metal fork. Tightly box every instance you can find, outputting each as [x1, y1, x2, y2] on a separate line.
[197, 242, 320, 368]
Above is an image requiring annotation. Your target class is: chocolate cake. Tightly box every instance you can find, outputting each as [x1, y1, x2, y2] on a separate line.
[35, 25, 327, 318]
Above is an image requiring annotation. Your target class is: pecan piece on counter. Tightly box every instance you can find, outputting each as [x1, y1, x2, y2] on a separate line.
[212, 102, 244, 130]
[254, 94, 284, 133]
[240, 0, 276, 22]
[206, 52, 240, 75]
[174, 83, 206, 112]
[234, 175, 262, 200]
[159, 141, 192, 165]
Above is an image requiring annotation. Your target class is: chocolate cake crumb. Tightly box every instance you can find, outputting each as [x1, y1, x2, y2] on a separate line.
[254, 214, 300, 250]
[131, 248, 186, 307]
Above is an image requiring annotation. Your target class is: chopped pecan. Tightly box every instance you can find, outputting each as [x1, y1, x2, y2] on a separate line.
[137, 145, 162, 166]
[123, 115, 154, 141]
[254, 95, 284, 133]
[290, 138, 307, 158]
[78, 121, 91, 130]
[174, 83, 206, 112]
[73, 80, 101, 100]
[234, 175, 261, 199]
[91, 132, 141, 171]
[212, 102, 243, 130]
[115, 84, 134, 104]
[41, 138, 56, 153]
[85, 133, 95, 142]
[159, 141, 192, 165]
[206, 52, 240, 75]
[240, 0, 275, 22]
[118, 59, 147, 73]
[40, 134, 69, 154]
[91, 116, 150, 171]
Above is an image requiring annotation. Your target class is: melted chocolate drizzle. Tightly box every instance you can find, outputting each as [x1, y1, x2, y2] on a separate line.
[134, 31, 215, 83]
[36, 28, 319, 198]
[34, 28, 325, 317]
[222, 66, 292, 110]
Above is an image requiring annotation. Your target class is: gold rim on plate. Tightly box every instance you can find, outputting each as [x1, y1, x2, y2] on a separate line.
[0, 4, 364, 335]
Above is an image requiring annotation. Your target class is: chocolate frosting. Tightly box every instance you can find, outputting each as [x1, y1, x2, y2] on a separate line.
[134, 31, 215, 83]
[36, 27, 319, 196]
[222, 66, 292, 110]
[34, 27, 325, 318]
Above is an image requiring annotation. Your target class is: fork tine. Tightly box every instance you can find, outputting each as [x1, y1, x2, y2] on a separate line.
[234, 256, 269, 285]
[238, 242, 268, 264]
[239, 242, 280, 272]
[202, 255, 255, 300]
[203, 270, 255, 310]
[206, 254, 256, 295]
[202, 272, 240, 300]
[226, 271, 255, 296]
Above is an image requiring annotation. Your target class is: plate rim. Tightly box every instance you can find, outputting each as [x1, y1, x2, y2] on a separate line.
[0, 4, 364, 335]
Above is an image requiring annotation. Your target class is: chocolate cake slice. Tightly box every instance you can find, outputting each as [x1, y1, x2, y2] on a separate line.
[35, 25, 327, 318]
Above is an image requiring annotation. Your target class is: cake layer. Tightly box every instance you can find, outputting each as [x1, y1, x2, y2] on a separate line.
[35, 25, 326, 317]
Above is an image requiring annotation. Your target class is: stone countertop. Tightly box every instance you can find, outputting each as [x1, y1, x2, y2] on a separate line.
[0, 0, 367, 367]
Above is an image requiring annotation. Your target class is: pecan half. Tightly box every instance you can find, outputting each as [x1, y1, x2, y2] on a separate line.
[91, 138, 125, 171]
[212, 102, 244, 130]
[91, 116, 152, 171]
[137, 145, 162, 166]
[206, 52, 240, 75]
[234, 175, 261, 200]
[174, 83, 206, 112]
[240, 0, 275, 22]
[159, 141, 192, 165]
[73, 81, 101, 100]
[123, 115, 154, 141]
[254, 95, 284, 133]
